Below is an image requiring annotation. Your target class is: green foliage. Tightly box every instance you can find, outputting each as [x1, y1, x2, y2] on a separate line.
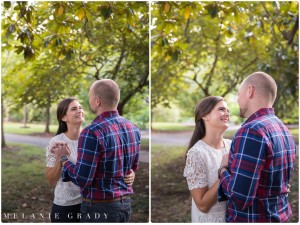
[151, 2, 298, 121]
[152, 105, 180, 122]
[2, 1, 149, 129]
[122, 92, 149, 129]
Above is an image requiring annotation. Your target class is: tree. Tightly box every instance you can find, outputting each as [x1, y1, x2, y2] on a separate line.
[2, 1, 149, 139]
[151, 2, 298, 121]
[1, 94, 6, 148]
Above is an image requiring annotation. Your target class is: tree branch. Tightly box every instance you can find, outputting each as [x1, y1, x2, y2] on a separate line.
[112, 35, 127, 80]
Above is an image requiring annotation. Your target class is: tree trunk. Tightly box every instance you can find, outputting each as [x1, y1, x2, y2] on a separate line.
[45, 97, 51, 133]
[23, 105, 28, 128]
[117, 103, 124, 116]
[45, 105, 50, 133]
[1, 97, 6, 148]
[150, 108, 153, 130]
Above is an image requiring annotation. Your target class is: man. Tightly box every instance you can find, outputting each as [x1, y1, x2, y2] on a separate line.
[59, 79, 140, 222]
[218, 72, 296, 222]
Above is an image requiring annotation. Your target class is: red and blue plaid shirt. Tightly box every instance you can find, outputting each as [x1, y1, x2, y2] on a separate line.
[218, 108, 296, 222]
[62, 111, 140, 200]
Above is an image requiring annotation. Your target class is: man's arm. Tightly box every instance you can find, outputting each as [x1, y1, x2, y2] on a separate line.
[62, 128, 100, 188]
[131, 131, 140, 172]
[131, 147, 140, 172]
[219, 127, 267, 210]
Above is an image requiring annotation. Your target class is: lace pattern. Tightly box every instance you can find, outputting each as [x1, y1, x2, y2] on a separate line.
[45, 133, 82, 206]
[184, 139, 231, 223]
[184, 148, 208, 189]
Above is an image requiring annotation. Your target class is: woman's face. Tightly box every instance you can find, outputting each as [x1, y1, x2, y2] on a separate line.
[62, 100, 84, 125]
[203, 100, 230, 130]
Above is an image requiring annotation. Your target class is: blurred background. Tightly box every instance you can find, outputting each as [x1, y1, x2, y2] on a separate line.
[1, 1, 149, 222]
[150, 1, 298, 222]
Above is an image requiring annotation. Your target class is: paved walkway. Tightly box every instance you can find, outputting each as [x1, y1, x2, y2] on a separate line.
[151, 127, 298, 156]
[5, 133, 149, 163]
[151, 131, 191, 146]
[151, 125, 241, 146]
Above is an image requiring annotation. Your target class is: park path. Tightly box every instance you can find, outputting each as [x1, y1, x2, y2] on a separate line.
[151, 125, 241, 146]
[5, 131, 149, 163]
[151, 125, 298, 156]
[151, 131, 191, 146]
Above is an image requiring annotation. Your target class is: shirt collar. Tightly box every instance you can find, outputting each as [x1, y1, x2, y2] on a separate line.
[242, 108, 275, 126]
[93, 110, 119, 122]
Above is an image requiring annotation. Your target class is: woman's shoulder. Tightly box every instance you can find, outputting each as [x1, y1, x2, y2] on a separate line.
[186, 140, 208, 156]
[48, 133, 64, 145]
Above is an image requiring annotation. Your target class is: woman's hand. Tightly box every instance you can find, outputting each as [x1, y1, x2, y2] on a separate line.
[50, 142, 71, 159]
[123, 169, 135, 186]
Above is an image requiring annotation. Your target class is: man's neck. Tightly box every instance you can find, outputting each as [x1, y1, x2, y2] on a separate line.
[246, 100, 273, 118]
[96, 107, 117, 116]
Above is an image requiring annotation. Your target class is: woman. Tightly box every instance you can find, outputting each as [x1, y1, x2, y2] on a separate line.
[183, 96, 231, 223]
[46, 97, 134, 222]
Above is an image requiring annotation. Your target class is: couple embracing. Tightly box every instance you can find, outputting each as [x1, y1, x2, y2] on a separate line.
[46, 79, 140, 223]
[184, 72, 296, 223]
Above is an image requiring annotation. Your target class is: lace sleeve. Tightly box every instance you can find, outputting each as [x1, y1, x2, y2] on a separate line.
[46, 141, 57, 168]
[183, 149, 208, 190]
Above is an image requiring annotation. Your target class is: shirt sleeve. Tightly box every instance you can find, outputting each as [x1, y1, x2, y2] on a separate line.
[61, 128, 100, 188]
[184, 149, 208, 190]
[131, 131, 141, 172]
[46, 139, 57, 167]
[218, 127, 267, 210]
[131, 150, 140, 172]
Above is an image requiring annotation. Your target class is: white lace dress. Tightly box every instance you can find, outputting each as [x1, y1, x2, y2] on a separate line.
[46, 133, 82, 206]
[183, 139, 231, 223]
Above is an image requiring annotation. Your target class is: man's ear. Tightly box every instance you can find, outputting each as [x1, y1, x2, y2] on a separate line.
[96, 96, 102, 107]
[247, 85, 254, 98]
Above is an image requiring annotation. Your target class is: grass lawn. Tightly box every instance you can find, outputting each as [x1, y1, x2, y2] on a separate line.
[151, 145, 190, 222]
[3, 122, 58, 135]
[152, 122, 194, 132]
[2, 143, 149, 222]
[151, 144, 299, 222]
[3, 122, 151, 148]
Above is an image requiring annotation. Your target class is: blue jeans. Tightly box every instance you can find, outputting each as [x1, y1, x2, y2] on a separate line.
[80, 198, 132, 223]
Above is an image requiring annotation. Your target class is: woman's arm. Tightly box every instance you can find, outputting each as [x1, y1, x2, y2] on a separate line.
[45, 160, 62, 187]
[190, 180, 219, 213]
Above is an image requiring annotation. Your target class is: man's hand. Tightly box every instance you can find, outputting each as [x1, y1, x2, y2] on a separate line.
[220, 153, 229, 167]
[123, 169, 135, 186]
[50, 142, 71, 159]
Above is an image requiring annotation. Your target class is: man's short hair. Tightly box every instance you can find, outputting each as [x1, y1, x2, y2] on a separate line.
[244, 71, 277, 104]
[92, 79, 120, 108]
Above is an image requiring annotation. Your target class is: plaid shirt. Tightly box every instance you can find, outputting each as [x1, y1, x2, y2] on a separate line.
[62, 111, 140, 200]
[218, 108, 296, 222]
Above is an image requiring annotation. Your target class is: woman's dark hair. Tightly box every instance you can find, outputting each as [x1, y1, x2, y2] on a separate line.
[186, 96, 225, 154]
[56, 97, 78, 135]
